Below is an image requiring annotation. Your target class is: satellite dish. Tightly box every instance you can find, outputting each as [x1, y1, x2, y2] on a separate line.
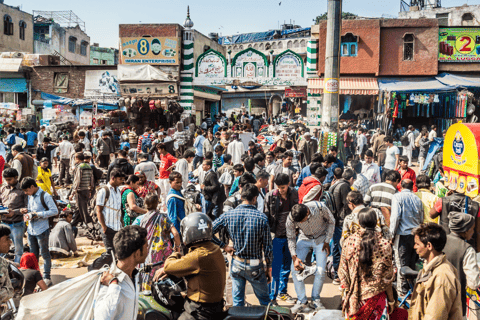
[467, 103, 476, 116]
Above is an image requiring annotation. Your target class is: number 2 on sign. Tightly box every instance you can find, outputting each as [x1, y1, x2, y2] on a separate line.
[458, 36, 474, 53]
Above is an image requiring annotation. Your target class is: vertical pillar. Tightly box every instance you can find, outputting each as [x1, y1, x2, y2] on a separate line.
[180, 6, 195, 114]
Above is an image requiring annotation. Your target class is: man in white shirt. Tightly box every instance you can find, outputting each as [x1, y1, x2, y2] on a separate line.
[383, 136, 400, 181]
[37, 126, 46, 145]
[58, 136, 74, 186]
[362, 150, 380, 185]
[355, 128, 367, 160]
[402, 125, 415, 167]
[78, 131, 90, 152]
[134, 153, 158, 183]
[429, 125, 437, 142]
[227, 134, 245, 165]
[94, 225, 147, 320]
[174, 149, 195, 189]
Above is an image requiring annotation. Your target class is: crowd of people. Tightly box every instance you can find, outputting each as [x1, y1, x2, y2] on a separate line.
[0, 115, 473, 320]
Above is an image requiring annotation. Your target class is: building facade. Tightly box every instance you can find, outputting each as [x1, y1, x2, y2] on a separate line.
[0, 1, 33, 53]
[90, 44, 118, 65]
[399, 4, 480, 27]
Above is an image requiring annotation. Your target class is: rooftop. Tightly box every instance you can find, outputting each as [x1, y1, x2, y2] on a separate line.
[33, 10, 86, 32]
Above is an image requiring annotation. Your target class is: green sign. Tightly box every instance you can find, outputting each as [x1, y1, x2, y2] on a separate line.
[439, 28, 480, 62]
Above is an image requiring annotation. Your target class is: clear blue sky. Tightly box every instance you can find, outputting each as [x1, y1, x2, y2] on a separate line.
[10, 0, 471, 48]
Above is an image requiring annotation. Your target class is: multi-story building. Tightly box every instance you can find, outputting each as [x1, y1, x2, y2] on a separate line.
[90, 44, 118, 65]
[399, 2, 480, 27]
[0, 0, 33, 53]
[33, 10, 90, 65]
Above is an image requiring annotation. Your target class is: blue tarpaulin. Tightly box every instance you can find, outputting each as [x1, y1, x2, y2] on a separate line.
[422, 137, 444, 171]
[0, 78, 27, 93]
[281, 27, 310, 36]
[378, 78, 457, 92]
[436, 73, 480, 89]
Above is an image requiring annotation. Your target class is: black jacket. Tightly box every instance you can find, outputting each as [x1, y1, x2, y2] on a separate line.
[107, 158, 134, 180]
[265, 187, 298, 238]
[329, 179, 351, 227]
[203, 171, 225, 204]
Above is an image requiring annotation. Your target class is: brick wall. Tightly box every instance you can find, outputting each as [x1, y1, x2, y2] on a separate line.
[119, 24, 182, 38]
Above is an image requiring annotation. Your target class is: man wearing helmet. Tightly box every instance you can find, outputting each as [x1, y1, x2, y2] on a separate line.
[153, 212, 226, 320]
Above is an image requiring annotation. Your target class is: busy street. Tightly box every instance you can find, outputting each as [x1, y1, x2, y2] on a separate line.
[1, 0, 480, 319]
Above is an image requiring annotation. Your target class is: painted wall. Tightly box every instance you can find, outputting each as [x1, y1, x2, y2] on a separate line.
[222, 97, 248, 115]
[90, 47, 118, 65]
[399, 4, 480, 26]
[193, 30, 226, 63]
[64, 25, 90, 65]
[0, 3, 34, 53]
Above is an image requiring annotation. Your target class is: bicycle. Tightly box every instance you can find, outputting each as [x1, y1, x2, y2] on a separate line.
[397, 266, 419, 309]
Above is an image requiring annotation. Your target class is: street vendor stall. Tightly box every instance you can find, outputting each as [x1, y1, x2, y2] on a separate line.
[443, 123, 480, 198]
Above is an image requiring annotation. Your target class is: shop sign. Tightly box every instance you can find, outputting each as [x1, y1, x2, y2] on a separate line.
[120, 37, 179, 65]
[439, 28, 480, 62]
[196, 49, 226, 79]
[285, 87, 307, 98]
[231, 48, 267, 78]
[274, 50, 304, 78]
[119, 82, 177, 97]
[324, 78, 339, 93]
[84, 70, 120, 98]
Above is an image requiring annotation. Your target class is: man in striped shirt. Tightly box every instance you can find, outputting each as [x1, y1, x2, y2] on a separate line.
[364, 170, 400, 226]
[136, 128, 153, 154]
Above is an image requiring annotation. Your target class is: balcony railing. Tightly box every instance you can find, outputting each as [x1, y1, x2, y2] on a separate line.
[34, 33, 50, 44]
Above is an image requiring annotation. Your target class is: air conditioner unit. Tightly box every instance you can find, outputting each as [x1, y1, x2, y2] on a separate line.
[12, 52, 25, 59]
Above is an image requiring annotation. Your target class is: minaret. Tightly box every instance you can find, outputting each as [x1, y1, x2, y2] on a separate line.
[179, 6, 195, 114]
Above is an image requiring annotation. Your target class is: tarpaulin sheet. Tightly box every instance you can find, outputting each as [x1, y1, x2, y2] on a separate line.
[281, 27, 311, 36]
[422, 137, 444, 171]
[118, 64, 174, 81]
[378, 78, 457, 92]
[218, 31, 276, 45]
[436, 73, 480, 89]
[41, 92, 117, 107]
[0, 78, 27, 93]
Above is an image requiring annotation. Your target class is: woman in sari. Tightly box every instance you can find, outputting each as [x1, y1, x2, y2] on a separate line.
[121, 174, 147, 226]
[339, 208, 404, 320]
[136, 170, 161, 199]
[138, 193, 181, 291]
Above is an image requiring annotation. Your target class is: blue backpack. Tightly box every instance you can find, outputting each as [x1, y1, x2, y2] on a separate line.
[6, 134, 15, 146]
[141, 135, 152, 153]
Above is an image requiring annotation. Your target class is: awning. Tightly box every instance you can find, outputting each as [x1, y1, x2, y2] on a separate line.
[0, 58, 22, 72]
[436, 73, 480, 89]
[0, 78, 27, 93]
[118, 64, 173, 82]
[308, 78, 379, 95]
[40, 92, 118, 107]
[378, 77, 457, 92]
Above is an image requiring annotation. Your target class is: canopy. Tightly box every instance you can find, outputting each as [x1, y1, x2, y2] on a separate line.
[0, 78, 27, 93]
[40, 92, 117, 107]
[117, 65, 173, 82]
[308, 78, 378, 95]
[436, 73, 480, 89]
[378, 77, 457, 92]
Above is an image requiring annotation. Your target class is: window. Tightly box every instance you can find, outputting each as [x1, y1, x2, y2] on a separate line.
[3, 15, 13, 36]
[436, 13, 449, 26]
[340, 33, 358, 57]
[80, 41, 88, 56]
[54, 73, 69, 93]
[403, 33, 415, 61]
[68, 36, 77, 53]
[101, 60, 107, 65]
[19, 21, 26, 40]
[287, 41, 292, 49]
[3, 93, 15, 103]
[278, 41, 283, 49]
[462, 13, 475, 26]
[93, 58, 99, 64]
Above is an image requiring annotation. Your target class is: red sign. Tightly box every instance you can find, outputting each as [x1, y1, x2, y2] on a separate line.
[285, 87, 306, 98]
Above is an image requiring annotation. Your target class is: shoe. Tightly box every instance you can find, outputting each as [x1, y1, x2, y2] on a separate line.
[44, 278, 53, 287]
[277, 293, 297, 304]
[291, 301, 313, 314]
[333, 278, 340, 285]
[270, 299, 278, 306]
[311, 299, 325, 310]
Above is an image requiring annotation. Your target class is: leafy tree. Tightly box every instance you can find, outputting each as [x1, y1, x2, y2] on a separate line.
[315, 12, 358, 24]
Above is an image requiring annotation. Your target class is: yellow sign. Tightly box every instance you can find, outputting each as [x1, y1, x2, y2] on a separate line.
[120, 37, 180, 65]
[443, 123, 480, 197]
[324, 78, 339, 93]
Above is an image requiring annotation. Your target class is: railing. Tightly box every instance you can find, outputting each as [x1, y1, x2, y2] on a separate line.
[400, 0, 410, 12]
[33, 33, 50, 44]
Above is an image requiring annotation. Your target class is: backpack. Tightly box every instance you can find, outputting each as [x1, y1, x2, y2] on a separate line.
[319, 190, 337, 215]
[141, 135, 152, 153]
[219, 169, 234, 186]
[89, 186, 110, 217]
[38, 191, 59, 228]
[6, 134, 15, 146]
[166, 194, 196, 223]
[400, 132, 410, 147]
[111, 159, 131, 176]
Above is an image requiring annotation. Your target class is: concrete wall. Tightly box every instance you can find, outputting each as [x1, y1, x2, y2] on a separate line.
[224, 37, 310, 56]
[399, 4, 480, 26]
[379, 19, 438, 76]
[193, 30, 226, 62]
[0, 3, 33, 53]
[316, 19, 381, 76]
[90, 47, 118, 65]
[64, 26, 90, 65]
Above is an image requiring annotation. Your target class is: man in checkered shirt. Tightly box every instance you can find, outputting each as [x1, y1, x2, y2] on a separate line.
[212, 183, 273, 307]
[351, 160, 370, 197]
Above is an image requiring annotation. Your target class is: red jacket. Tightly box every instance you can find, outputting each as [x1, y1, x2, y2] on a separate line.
[397, 167, 417, 192]
[159, 153, 177, 179]
[298, 176, 323, 204]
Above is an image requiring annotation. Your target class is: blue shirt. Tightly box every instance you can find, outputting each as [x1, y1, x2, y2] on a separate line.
[212, 204, 273, 267]
[18, 133, 25, 140]
[213, 123, 220, 134]
[120, 141, 130, 150]
[27, 188, 59, 236]
[229, 176, 240, 196]
[25, 131, 37, 147]
[194, 135, 206, 157]
[167, 188, 186, 235]
[390, 189, 423, 236]
[296, 165, 311, 188]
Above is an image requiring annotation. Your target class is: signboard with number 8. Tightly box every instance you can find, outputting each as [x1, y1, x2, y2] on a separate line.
[138, 39, 150, 55]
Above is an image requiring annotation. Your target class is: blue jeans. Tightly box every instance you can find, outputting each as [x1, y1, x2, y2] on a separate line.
[193, 156, 203, 170]
[3, 221, 24, 263]
[331, 226, 342, 279]
[291, 239, 328, 303]
[269, 238, 292, 300]
[204, 199, 221, 220]
[28, 229, 51, 279]
[230, 258, 270, 306]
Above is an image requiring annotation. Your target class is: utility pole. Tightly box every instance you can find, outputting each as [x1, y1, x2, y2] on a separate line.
[322, 0, 342, 132]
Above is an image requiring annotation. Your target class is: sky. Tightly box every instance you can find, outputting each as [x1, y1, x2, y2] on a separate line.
[10, 0, 474, 48]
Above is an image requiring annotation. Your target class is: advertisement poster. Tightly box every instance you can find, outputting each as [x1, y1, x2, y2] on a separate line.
[439, 28, 480, 62]
[84, 70, 119, 97]
[119, 82, 177, 97]
[120, 37, 179, 65]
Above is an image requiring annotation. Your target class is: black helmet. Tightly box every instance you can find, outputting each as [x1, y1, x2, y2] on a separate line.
[180, 212, 212, 247]
[151, 275, 186, 307]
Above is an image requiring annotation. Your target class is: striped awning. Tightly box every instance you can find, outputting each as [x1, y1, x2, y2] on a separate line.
[308, 77, 379, 95]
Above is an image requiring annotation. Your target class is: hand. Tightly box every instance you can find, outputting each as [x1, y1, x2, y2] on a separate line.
[100, 272, 117, 286]
[3, 210, 14, 218]
[200, 184, 205, 190]
[322, 242, 330, 256]
[266, 267, 272, 284]
[20, 208, 28, 214]
[31, 213, 38, 220]
[195, 204, 202, 210]
[153, 267, 167, 282]
[68, 195, 74, 201]
[293, 257, 304, 271]
[101, 224, 108, 233]
[224, 245, 235, 255]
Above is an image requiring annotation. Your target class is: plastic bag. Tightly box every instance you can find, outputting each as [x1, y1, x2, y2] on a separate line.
[16, 265, 109, 320]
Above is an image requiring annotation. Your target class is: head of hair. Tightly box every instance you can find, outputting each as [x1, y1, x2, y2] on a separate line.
[183, 150, 195, 159]
[204, 152, 213, 160]
[78, 131, 85, 138]
[329, 146, 338, 153]
[401, 179, 414, 190]
[412, 223, 447, 253]
[365, 150, 374, 158]
[347, 190, 364, 205]
[284, 151, 293, 159]
[310, 162, 322, 176]
[241, 183, 259, 202]
[157, 143, 166, 150]
[214, 145, 224, 153]
[312, 153, 324, 163]
[386, 170, 401, 182]
[239, 173, 257, 187]
[233, 164, 244, 173]
[253, 153, 265, 164]
[416, 174, 431, 189]
[12, 145, 23, 152]
[169, 171, 182, 182]
[248, 141, 255, 147]
[113, 225, 148, 260]
[333, 167, 344, 179]
[20, 177, 37, 190]
[384, 135, 393, 143]
[274, 173, 290, 186]
[138, 153, 148, 160]
[144, 193, 159, 210]
[203, 159, 213, 167]
[0, 225, 11, 239]
[350, 160, 362, 174]
[126, 174, 140, 184]
[110, 168, 126, 180]
[343, 168, 356, 181]
[358, 208, 378, 274]
[74, 143, 84, 153]
[75, 152, 85, 161]
[314, 166, 328, 179]
[223, 153, 232, 163]
[266, 151, 274, 158]
[325, 154, 336, 164]
[399, 155, 409, 164]
[118, 150, 127, 158]
[256, 170, 269, 181]
[196, 128, 203, 135]
[244, 157, 255, 172]
[291, 204, 308, 222]
[285, 140, 293, 150]
[240, 153, 249, 162]
[3, 168, 18, 178]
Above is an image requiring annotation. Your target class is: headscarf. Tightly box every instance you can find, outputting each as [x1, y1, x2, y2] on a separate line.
[20, 252, 40, 271]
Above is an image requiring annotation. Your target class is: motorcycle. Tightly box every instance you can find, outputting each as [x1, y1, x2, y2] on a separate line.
[1, 262, 25, 320]
[137, 262, 296, 320]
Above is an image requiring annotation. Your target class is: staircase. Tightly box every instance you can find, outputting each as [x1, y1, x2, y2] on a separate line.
[52, 50, 73, 66]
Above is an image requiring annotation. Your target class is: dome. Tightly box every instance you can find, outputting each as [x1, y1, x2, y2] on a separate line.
[184, 6, 194, 29]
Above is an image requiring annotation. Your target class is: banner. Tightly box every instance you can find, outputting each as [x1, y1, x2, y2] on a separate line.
[84, 70, 119, 98]
[439, 28, 480, 62]
[120, 37, 180, 65]
[119, 82, 177, 97]
[285, 87, 306, 98]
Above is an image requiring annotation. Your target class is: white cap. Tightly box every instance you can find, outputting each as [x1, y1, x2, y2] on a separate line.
[280, 131, 287, 136]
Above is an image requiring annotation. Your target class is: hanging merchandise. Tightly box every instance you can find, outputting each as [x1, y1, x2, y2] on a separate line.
[318, 132, 338, 157]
